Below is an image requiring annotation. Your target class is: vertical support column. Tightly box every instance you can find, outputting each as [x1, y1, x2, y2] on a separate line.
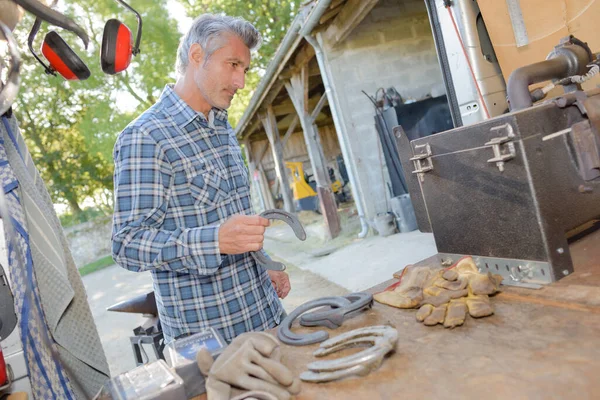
[286, 64, 341, 239]
[260, 106, 295, 213]
[242, 139, 266, 211]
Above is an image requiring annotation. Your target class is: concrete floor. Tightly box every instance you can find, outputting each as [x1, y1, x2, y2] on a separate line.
[263, 215, 438, 292]
[82, 213, 437, 376]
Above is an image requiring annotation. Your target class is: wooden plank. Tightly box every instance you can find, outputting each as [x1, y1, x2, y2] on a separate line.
[310, 92, 328, 122]
[330, 0, 345, 9]
[256, 141, 271, 166]
[285, 66, 341, 239]
[262, 79, 286, 110]
[320, 3, 344, 25]
[281, 115, 300, 148]
[240, 118, 261, 141]
[261, 106, 295, 213]
[242, 139, 266, 211]
[280, 63, 321, 80]
[268, 299, 600, 399]
[195, 231, 600, 399]
[272, 96, 321, 117]
[323, 0, 378, 46]
[294, 44, 316, 68]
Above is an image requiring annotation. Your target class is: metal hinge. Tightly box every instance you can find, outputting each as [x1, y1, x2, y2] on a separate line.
[485, 123, 516, 172]
[410, 143, 433, 183]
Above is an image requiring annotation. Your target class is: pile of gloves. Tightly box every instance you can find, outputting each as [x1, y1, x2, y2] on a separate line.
[197, 332, 301, 400]
[373, 257, 503, 328]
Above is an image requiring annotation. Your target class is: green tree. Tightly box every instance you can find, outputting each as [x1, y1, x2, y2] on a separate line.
[182, 0, 300, 126]
[11, 0, 181, 215]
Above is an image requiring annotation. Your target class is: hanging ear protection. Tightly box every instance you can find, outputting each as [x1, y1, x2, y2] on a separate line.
[27, 1, 91, 81]
[101, 0, 142, 75]
[41, 31, 91, 80]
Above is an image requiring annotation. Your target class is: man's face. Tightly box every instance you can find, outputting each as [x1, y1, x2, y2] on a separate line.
[193, 33, 251, 110]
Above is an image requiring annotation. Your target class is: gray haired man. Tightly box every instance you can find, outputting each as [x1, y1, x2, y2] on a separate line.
[112, 14, 290, 344]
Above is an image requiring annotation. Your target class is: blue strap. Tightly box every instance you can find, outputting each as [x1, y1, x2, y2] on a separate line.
[2, 115, 23, 160]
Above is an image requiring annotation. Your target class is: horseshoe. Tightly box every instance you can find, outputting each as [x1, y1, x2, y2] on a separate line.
[251, 209, 306, 271]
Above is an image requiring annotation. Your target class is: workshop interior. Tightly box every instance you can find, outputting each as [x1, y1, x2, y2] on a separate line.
[2, 0, 600, 399]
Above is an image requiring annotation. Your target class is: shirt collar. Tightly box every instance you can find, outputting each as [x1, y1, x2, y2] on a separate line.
[158, 84, 229, 129]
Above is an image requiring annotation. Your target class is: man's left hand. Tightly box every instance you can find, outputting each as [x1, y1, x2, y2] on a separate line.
[267, 270, 291, 299]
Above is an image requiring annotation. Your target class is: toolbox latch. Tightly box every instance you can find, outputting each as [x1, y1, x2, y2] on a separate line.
[410, 143, 433, 182]
[485, 123, 516, 172]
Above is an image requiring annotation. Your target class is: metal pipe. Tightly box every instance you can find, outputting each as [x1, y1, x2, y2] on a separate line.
[507, 57, 571, 111]
[299, 0, 331, 37]
[305, 33, 370, 238]
[508, 42, 591, 111]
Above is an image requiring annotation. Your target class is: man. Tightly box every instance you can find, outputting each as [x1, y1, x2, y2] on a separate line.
[112, 14, 290, 344]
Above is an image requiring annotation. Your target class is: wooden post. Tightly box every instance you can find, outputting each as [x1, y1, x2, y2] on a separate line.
[260, 106, 295, 213]
[242, 139, 266, 211]
[285, 64, 341, 239]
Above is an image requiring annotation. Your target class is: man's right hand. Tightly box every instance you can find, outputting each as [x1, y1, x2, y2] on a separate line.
[218, 214, 270, 254]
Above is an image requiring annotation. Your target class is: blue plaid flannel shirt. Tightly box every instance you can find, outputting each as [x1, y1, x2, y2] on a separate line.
[112, 85, 283, 343]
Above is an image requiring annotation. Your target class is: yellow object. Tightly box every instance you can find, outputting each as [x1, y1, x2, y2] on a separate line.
[285, 161, 344, 199]
[285, 162, 317, 201]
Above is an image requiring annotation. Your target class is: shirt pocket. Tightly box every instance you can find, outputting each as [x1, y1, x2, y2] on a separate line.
[186, 163, 230, 207]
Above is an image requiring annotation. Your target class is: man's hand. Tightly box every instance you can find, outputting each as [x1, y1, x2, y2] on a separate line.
[268, 270, 291, 299]
[218, 215, 270, 254]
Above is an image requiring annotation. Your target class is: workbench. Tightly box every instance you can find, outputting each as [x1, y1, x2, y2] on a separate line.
[197, 228, 600, 399]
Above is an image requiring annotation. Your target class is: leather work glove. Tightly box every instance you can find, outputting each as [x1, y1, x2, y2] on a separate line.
[374, 257, 503, 328]
[196, 332, 301, 400]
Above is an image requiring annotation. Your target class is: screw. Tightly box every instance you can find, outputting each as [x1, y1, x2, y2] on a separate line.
[579, 185, 593, 193]
[562, 269, 569, 276]
[557, 248, 564, 254]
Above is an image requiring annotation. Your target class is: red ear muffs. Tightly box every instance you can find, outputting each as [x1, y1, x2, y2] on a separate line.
[101, 19, 133, 75]
[100, 0, 142, 75]
[41, 31, 90, 80]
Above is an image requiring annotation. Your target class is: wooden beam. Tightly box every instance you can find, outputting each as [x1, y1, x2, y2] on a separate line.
[281, 115, 299, 148]
[262, 79, 286, 109]
[261, 106, 295, 213]
[243, 139, 266, 211]
[241, 118, 261, 141]
[285, 66, 341, 239]
[320, 3, 344, 25]
[324, 0, 378, 47]
[272, 96, 322, 116]
[279, 63, 321, 80]
[257, 141, 271, 166]
[330, 0, 345, 9]
[294, 44, 316, 68]
[276, 113, 297, 132]
[310, 92, 328, 122]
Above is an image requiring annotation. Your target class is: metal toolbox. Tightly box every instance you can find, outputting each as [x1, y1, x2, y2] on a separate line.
[396, 89, 600, 286]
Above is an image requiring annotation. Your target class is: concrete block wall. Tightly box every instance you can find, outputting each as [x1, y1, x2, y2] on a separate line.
[324, 0, 445, 223]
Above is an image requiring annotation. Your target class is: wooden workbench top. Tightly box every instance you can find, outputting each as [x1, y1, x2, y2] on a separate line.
[277, 229, 600, 399]
[197, 229, 600, 399]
